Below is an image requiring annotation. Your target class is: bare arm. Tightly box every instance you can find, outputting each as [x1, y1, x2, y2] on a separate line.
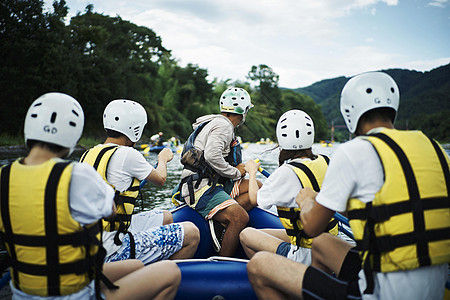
[296, 187, 335, 237]
[144, 148, 173, 186]
[245, 160, 261, 207]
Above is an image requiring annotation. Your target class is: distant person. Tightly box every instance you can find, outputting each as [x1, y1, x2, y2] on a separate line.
[240, 109, 338, 264]
[247, 72, 450, 299]
[151, 131, 164, 146]
[0, 93, 181, 299]
[80, 99, 199, 265]
[179, 87, 261, 256]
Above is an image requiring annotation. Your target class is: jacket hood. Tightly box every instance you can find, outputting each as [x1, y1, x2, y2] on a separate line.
[193, 114, 231, 129]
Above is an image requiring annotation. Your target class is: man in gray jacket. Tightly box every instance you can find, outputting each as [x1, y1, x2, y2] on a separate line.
[180, 86, 259, 256]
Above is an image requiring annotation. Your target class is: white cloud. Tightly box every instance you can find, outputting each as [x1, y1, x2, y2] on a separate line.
[404, 57, 450, 72]
[44, 0, 447, 88]
[428, 0, 448, 8]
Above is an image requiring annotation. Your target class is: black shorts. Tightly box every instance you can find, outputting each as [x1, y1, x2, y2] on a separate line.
[338, 248, 361, 282]
[302, 249, 362, 300]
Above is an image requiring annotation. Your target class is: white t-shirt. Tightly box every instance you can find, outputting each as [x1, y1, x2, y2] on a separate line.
[69, 162, 115, 224]
[11, 160, 115, 300]
[315, 129, 447, 299]
[256, 158, 309, 210]
[92, 144, 154, 256]
[256, 158, 313, 263]
[103, 144, 154, 192]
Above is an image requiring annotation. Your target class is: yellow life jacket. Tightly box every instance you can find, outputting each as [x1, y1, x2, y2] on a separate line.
[0, 159, 102, 297]
[277, 155, 339, 248]
[347, 129, 450, 293]
[80, 145, 140, 234]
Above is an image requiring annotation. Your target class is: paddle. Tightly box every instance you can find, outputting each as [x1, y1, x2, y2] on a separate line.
[253, 159, 353, 239]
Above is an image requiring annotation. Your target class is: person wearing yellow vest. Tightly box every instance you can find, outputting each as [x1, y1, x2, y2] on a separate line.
[246, 72, 449, 300]
[80, 99, 199, 265]
[0, 93, 181, 299]
[240, 110, 338, 265]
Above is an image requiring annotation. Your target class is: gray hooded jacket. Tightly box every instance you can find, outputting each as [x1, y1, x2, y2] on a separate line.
[180, 114, 241, 198]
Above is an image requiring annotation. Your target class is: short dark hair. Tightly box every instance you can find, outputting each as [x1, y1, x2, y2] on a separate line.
[278, 148, 316, 166]
[26, 140, 67, 154]
[105, 129, 125, 138]
[356, 107, 396, 133]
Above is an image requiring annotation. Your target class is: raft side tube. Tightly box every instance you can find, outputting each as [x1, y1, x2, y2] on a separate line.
[174, 257, 258, 300]
[171, 204, 283, 258]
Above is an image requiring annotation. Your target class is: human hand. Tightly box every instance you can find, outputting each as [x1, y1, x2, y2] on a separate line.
[158, 148, 174, 163]
[296, 187, 318, 209]
[245, 160, 260, 175]
[236, 163, 246, 177]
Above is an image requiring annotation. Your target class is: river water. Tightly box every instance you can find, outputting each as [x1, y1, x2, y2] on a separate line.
[1, 142, 449, 212]
[0, 143, 334, 211]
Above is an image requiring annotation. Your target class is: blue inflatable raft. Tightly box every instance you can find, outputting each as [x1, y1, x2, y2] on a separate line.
[170, 204, 284, 299]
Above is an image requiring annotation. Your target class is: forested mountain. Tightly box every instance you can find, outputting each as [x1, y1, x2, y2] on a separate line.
[293, 64, 450, 142]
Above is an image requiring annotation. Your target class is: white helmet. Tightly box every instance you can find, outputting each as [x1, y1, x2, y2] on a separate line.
[24, 92, 84, 154]
[340, 72, 399, 133]
[276, 110, 314, 150]
[103, 99, 147, 143]
[219, 87, 253, 115]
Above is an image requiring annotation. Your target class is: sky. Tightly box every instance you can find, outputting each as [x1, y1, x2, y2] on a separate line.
[43, 0, 450, 88]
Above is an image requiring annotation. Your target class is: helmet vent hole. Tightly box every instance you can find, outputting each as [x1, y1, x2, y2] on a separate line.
[69, 121, 76, 127]
[50, 112, 57, 123]
[241, 97, 245, 100]
[282, 134, 287, 137]
[233, 103, 238, 106]
[307, 131, 312, 135]
[72, 110, 79, 117]
[33, 102, 42, 107]
[295, 130, 300, 138]
[232, 97, 237, 100]
[115, 117, 119, 121]
[306, 123, 312, 127]
[280, 118, 287, 123]
[391, 87, 395, 93]
[281, 125, 287, 129]
[345, 109, 350, 113]
[366, 88, 372, 94]
[31, 114, 37, 118]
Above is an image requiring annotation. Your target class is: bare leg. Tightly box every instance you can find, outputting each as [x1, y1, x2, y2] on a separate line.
[104, 260, 181, 300]
[235, 179, 263, 211]
[162, 210, 173, 225]
[213, 203, 249, 256]
[260, 228, 291, 243]
[247, 251, 307, 300]
[310, 233, 353, 275]
[102, 260, 144, 286]
[169, 221, 200, 259]
[239, 227, 285, 258]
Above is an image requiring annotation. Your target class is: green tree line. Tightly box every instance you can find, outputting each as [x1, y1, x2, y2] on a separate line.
[0, 0, 330, 145]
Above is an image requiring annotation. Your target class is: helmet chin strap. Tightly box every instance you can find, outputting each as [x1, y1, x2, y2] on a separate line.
[237, 113, 247, 127]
